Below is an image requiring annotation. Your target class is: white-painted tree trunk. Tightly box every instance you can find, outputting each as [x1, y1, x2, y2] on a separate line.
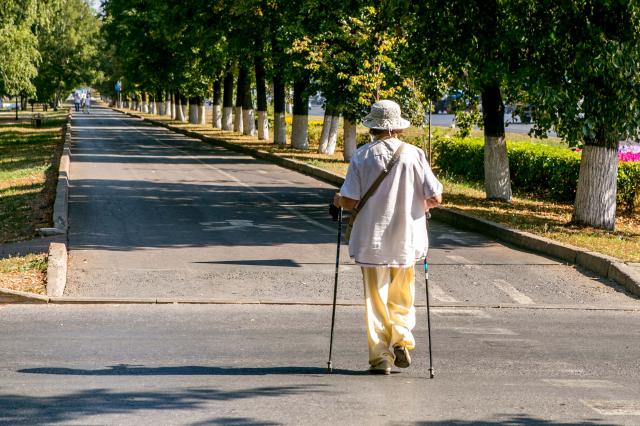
[176, 100, 186, 122]
[165, 99, 172, 117]
[181, 103, 188, 121]
[286, 102, 293, 114]
[343, 119, 357, 162]
[156, 102, 163, 115]
[149, 102, 155, 114]
[213, 105, 222, 128]
[484, 135, 512, 201]
[572, 145, 618, 230]
[234, 106, 243, 133]
[318, 113, 333, 153]
[243, 109, 256, 136]
[189, 103, 199, 124]
[326, 115, 340, 155]
[222, 107, 233, 130]
[143, 102, 148, 113]
[291, 115, 308, 149]
[274, 112, 286, 145]
[257, 111, 269, 140]
[198, 104, 206, 125]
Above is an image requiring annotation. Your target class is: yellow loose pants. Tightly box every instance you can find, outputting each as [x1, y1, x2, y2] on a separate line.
[361, 266, 416, 366]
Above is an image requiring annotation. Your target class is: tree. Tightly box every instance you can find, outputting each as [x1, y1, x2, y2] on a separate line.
[400, 0, 530, 201]
[0, 0, 39, 98]
[34, 0, 102, 108]
[292, 1, 410, 160]
[522, 0, 640, 230]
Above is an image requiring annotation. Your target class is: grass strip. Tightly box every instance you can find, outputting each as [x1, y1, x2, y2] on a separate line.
[0, 253, 47, 294]
[0, 110, 67, 243]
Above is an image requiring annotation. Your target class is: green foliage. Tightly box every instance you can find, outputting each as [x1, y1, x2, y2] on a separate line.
[0, 0, 39, 96]
[454, 108, 482, 139]
[34, 0, 102, 104]
[522, 1, 640, 149]
[618, 162, 640, 212]
[433, 136, 640, 210]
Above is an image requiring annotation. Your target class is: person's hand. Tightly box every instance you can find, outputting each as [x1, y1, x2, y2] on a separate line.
[333, 192, 341, 208]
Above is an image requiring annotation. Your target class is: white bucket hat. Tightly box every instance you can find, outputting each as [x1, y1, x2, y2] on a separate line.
[362, 99, 411, 130]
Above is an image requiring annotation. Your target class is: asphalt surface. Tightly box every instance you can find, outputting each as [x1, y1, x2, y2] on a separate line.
[65, 106, 637, 311]
[1, 304, 639, 425]
[4, 105, 638, 424]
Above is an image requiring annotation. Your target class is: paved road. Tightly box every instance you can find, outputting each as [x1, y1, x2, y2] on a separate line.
[1, 304, 639, 425]
[66, 106, 636, 311]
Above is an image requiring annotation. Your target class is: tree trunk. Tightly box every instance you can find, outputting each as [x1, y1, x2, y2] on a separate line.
[242, 69, 255, 136]
[273, 73, 286, 145]
[222, 66, 234, 130]
[572, 144, 618, 230]
[343, 119, 357, 162]
[234, 66, 247, 133]
[318, 104, 333, 153]
[188, 97, 199, 124]
[213, 79, 222, 128]
[165, 92, 172, 117]
[482, 84, 512, 201]
[175, 91, 186, 122]
[180, 94, 188, 121]
[255, 55, 268, 140]
[198, 99, 206, 125]
[291, 77, 309, 149]
[327, 114, 340, 155]
[142, 93, 149, 113]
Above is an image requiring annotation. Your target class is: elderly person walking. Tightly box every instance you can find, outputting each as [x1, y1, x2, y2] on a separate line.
[333, 100, 443, 375]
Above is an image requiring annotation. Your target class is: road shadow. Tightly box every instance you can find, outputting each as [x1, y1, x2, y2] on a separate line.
[18, 364, 366, 377]
[402, 418, 615, 426]
[0, 384, 325, 425]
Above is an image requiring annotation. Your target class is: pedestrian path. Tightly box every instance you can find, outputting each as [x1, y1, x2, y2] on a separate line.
[66, 106, 638, 309]
[1, 304, 639, 424]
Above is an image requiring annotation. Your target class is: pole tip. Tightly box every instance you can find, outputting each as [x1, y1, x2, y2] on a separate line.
[429, 368, 435, 379]
[327, 361, 333, 374]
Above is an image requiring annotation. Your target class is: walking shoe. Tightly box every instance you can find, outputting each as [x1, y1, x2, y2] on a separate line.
[393, 346, 411, 368]
[368, 359, 392, 375]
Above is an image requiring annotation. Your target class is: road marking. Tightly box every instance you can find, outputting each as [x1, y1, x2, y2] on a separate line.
[481, 338, 537, 349]
[582, 400, 640, 415]
[432, 308, 490, 318]
[446, 255, 471, 264]
[544, 379, 623, 389]
[492, 279, 535, 305]
[140, 128, 336, 233]
[199, 219, 306, 233]
[451, 327, 517, 335]
[437, 233, 468, 245]
[428, 283, 459, 303]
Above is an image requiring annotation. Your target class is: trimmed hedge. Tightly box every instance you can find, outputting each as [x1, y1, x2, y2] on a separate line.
[432, 136, 640, 211]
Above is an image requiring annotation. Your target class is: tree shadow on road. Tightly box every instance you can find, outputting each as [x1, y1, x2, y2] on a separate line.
[0, 384, 324, 425]
[402, 417, 616, 426]
[18, 364, 366, 376]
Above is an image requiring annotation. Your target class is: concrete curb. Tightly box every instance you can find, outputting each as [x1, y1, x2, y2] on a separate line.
[118, 108, 640, 299]
[1, 293, 638, 311]
[0, 288, 49, 304]
[41, 110, 72, 297]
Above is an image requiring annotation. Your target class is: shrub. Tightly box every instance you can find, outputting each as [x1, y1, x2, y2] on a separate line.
[432, 136, 640, 211]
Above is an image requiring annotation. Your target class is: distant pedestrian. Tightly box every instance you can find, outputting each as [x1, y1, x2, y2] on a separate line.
[73, 92, 81, 112]
[333, 100, 443, 375]
[84, 92, 91, 114]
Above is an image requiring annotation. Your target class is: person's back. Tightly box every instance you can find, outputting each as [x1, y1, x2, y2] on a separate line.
[333, 99, 443, 375]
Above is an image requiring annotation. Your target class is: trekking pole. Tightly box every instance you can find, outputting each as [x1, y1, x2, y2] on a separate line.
[425, 211, 435, 379]
[327, 207, 343, 373]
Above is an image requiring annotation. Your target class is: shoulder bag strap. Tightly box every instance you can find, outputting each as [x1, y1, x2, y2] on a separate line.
[352, 142, 405, 216]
